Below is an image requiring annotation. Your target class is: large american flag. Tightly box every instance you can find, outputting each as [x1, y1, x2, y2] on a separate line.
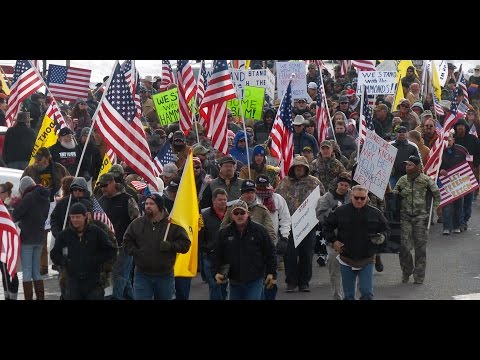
[270, 80, 293, 179]
[92, 197, 115, 233]
[432, 91, 444, 117]
[196, 60, 208, 108]
[457, 64, 469, 104]
[177, 60, 197, 135]
[153, 140, 175, 175]
[351, 60, 376, 72]
[340, 60, 351, 76]
[47, 64, 91, 102]
[315, 60, 329, 144]
[0, 199, 20, 277]
[424, 122, 448, 179]
[121, 60, 142, 120]
[4, 60, 44, 127]
[443, 95, 465, 133]
[94, 61, 158, 191]
[358, 86, 374, 145]
[45, 99, 68, 134]
[199, 60, 236, 155]
[160, 60, 175, 92]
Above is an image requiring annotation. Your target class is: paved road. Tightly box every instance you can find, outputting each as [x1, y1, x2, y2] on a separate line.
[4, 200, 480, 300]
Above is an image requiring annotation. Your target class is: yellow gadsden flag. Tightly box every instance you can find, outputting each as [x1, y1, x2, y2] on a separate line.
[171, 150, 199, 277]
[29, 102, 60, 165]
[96, 148, 116, 184]
[431, 60, 442, 102]
[0, 72, 10, 95]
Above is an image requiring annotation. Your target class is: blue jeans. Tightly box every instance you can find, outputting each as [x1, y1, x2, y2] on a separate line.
[460, 192, 473, 225]
[174, 277, 192, 300]
[340, 263, 374, 300]
[202, 255, 227, 300]
[262, 284, 278, 300]
[229, 278, 264, 300]
[133, 270, 174, 300]
[112, 248, 134, 300]
[443, 197, 463, 231]
[21, 244, 43, 281]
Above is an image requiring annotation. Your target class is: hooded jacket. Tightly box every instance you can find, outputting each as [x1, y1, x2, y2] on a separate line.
[229, 131, 252, 166]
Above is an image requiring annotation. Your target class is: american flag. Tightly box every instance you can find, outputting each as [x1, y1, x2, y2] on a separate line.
[443, 96, 465, 133]
[121, 60, 142, 120]
[0, 199, 20, 277]
[44, 99, 68, 134]
[270, 80, 293, 179]
[432, 92, 444, 117]
[438, 161, 479, 206]
[160, 60, 175, 92]
[92, 197, 115, 233]
[469, 124, 478, 138]
[153, 140, 175, 175]
[47, 64, 91, 102]
[340, 60, 351, 76]
[358, 86, 374, 145]
[351, 60, 376, 72]
[424, 121, 448, 179]
[106, 147, 117, 164]
[130, 180, 148, 191]
[177, 60, 197, 135]
[198, 60, 236, 155]
[196, 60, 208, 129]
[4, 60, 43, 127]
[94, 61, 158, 191]
[315, 60, 329, 144]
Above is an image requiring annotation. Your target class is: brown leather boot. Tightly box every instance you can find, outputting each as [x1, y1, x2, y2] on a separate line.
[23, 281, 34, 300]
[33, 280, 45, 300]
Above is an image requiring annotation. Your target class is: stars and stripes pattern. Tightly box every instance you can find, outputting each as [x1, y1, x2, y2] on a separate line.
[270, 80, 293, 179]
[94, 61, 158, 191]
[351, 60, 376, 72]
[0, 199, 20, 277]
[45, 99, 68, 134]
[432, 92, 444, 117]
[92, 197, 115, 233]
[199, 60, 236, 155]
[153, 140, 175, 175]
[438, 161, 479, 206]
[121, 60, 142, 120]
[130, 180, 148, 191]
[106, 147, 117, 164]
[424, 121, 448, 179]
[47, 64, 91, 102]
[358, 86, 374, 145]
[469, 124, 478, 138]
[315, 60, 329, 144]
[340, 60, 351, 76]
[177, 60, 198, 135]
[196, 60, 208, 128]
[443, 96, 465, 133]
[4, 60, 44, 127]
[160, 60, 175, 92]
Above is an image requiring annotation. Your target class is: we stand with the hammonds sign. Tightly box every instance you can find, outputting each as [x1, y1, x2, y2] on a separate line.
[354, 129, 398, 199]
[438, 162, 479, 207]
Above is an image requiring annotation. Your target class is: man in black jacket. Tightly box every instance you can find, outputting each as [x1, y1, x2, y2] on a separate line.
[50, 202, 117, 300]
[214, 200, 277, 300]
[323, 185, 389, 300]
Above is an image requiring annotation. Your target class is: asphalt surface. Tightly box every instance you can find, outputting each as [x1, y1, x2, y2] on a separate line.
[3, 199, 480, 300]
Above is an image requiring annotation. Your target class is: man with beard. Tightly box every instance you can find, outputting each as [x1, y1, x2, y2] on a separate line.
[171, 130, 191, 170]
[393, 156, 440, 284]
[123, 193, 191, 300]
[49, 127, 88, 178]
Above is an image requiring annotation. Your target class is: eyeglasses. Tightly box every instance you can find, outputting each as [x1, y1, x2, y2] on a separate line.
[71, 188, 85, 192]
[99, 183, 109, 188]
[232, 210, 246, 216]
[353, 196, 366, 201]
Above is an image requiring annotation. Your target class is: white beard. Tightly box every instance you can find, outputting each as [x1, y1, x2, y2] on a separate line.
[61, 139, 76, 149]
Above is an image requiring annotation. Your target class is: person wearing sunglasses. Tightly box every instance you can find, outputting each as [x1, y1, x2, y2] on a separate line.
[393, 155, 440, 284]
[323, 185, 389, 300]
[214, 200, 276, 300]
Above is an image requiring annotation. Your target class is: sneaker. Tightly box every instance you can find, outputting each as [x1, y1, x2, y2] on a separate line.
[286, 284, 296, 293]
[443, 230, 450, 235]
[299, 285, 310, 292]
[453, 228, 461, 234]
[402, 274, 410, 283]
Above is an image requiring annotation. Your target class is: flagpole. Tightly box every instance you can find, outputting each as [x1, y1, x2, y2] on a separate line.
[228, 62, 251, 180]
[317, 62, 336, 144]
[190, 60, 202, 145]
[427, 132, 447, 230]
[357, 85, 366, 156]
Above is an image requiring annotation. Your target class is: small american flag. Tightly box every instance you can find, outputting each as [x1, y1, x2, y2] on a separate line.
[424, 122, 448, 179]
[358, 86, 374, 145]
[94, 61, 158, 191]
[153, 140, 175, 175]
[340, 60, 351, 76]
[4, 60, 43, 127]
[270, 80, 294, 179]
[44, 99, 68, 134]
[130, 180, 148, 191]
[47, 64, 91, 102]
[0, 199, 20, 277]
[315, 60, 329, 144]
[351, 60, 376, 72]
[432, 92, 444, 117]
[198, 60, 236, 155]
[177, 60, 197, 135]
[469, 124, 478, 138]
[196, 60, 208, 129]
[443, 96, 465, 133]
[438, 161, 479, 206]
[456, 64, 469, 104]
[92, 197, 115, 233]
[160, 60, 175, 92]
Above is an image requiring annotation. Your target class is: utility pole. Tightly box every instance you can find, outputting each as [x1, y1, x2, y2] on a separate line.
[66, 60, 70, 67]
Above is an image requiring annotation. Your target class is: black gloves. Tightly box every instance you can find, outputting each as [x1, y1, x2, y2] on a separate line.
[158, 241, 172, 252]
[276, 236, 289, 256]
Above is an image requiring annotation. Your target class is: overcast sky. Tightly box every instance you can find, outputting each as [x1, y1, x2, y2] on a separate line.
[0, 60, 211, 84]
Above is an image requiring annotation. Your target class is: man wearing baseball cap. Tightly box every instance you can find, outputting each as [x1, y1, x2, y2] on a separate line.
[214, 200, 277, 300]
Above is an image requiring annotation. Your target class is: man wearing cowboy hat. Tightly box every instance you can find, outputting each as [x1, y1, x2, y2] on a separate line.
[142, 75, 157, 96]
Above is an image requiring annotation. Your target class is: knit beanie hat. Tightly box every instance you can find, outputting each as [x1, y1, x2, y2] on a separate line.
[19, 176, 36, 195]
[69, 202, 87, 215]
[253, 145, 265, 157]
[146, 192, 164, 210]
